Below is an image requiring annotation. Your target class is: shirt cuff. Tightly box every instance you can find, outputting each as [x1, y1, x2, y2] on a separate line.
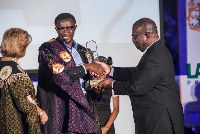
[112, 88, 118, 97]
[81, 64, 87, 74]
[111, 80, 115, 89]
[109, 66, 114, 76]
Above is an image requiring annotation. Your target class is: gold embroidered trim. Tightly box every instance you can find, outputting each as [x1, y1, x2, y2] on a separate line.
[0, 71, 30, 88]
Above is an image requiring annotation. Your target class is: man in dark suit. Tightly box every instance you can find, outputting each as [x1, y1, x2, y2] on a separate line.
[95, 18, 184, 134]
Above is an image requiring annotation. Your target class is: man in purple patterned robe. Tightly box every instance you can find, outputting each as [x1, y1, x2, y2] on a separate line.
[37, 13, 104, 134]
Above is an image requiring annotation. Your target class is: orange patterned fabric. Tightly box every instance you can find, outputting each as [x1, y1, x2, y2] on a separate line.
[47, 38, 55, 42]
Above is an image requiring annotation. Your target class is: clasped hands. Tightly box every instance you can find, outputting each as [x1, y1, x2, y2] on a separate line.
[86, 61, 114, 92]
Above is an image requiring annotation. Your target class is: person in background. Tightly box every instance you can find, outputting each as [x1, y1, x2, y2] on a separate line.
[94, 18, 184, 134]
[94, 56, 119, 134]
[106, 57, 113, 66]
[0, 28, 48, 134]
[37, 13, 105, 134]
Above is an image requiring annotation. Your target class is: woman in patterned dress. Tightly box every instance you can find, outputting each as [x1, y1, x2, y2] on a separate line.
[94, 56, 119, 134]
[0, 28, 48, 134]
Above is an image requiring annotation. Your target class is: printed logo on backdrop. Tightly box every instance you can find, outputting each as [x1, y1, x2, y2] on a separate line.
[187, 63, 200, 85]
[187, 0, 200, 31]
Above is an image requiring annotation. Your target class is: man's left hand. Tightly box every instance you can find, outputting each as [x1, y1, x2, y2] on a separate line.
[96, 78, 114, 89]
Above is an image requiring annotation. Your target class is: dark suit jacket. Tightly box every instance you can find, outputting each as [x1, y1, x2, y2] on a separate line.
[113, 39, 184, 134]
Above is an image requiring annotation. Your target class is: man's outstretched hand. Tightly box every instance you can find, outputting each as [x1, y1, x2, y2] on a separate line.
[85, 62, 106, 79]
[95, 61, 111, 75]
[93, 78, 114, 90]
[85, 61, 111, 79]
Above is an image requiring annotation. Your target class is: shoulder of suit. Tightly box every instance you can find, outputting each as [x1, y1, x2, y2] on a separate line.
[77, 43, 87, 51]
[47, 38, 56, 43]
[77, 43, 85, 48]
[39, 38, 56, 51]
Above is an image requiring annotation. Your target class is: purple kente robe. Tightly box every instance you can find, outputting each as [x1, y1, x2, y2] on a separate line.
[37, 38, 99, 134]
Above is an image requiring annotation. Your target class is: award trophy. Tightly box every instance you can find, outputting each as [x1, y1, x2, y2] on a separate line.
[85, 40, 101, 86]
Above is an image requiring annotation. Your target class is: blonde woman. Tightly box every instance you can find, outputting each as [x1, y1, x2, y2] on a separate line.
[0, 28, 48, 134]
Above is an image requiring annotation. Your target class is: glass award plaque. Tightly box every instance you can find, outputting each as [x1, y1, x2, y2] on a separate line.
[86, 40, 101, 85]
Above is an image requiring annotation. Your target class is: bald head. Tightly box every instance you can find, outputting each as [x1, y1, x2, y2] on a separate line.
[133, 18, 158, 35]
[132, 18, 159, 52]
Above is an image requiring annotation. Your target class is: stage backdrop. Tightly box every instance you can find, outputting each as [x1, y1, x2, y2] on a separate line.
[179, 0, 200, 127]
[0, 0, 161, 133]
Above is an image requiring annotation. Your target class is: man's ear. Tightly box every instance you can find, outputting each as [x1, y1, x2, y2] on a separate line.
[145, 32, 150, 38]
[145, 33, 150, 41]
[55, 26, 58, 31]
[74, 25, 77, 31]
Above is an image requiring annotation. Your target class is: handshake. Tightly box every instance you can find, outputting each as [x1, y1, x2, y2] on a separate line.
[85, 61, 114, 92]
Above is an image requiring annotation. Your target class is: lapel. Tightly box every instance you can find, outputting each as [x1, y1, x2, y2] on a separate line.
[140, 39, 161, 62]
[136, 39, 161, 69]
[77, 44, 89, 64]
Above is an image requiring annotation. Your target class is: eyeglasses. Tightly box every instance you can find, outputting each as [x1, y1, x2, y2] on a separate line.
[56, 25, 76, 32]
[131, 32, 150, 40]
[28, 35, 32, 43]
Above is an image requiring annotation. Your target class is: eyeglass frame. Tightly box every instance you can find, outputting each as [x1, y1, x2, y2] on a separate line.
[56, 25, 76, 32]
[131, 32, 150, 40]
